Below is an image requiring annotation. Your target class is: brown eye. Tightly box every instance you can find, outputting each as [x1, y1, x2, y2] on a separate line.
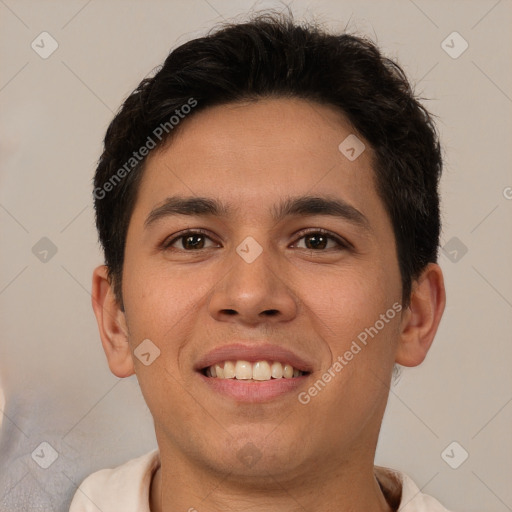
[163, 230, 218, 250]
[293, 230, 348, 251]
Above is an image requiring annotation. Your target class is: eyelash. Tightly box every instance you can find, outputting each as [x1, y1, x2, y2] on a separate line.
[161, 228, 350, 252]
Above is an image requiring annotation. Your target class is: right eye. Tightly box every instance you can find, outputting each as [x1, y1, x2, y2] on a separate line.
[162, 229, 220, 251]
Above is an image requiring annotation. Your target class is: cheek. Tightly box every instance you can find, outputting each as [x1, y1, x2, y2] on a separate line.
[292, 258, 401, 409]
[122, 248, 202, 327]
[122, 256, 216, 375]
[294, 259, 398, 336]
[298, 266, 401, 432]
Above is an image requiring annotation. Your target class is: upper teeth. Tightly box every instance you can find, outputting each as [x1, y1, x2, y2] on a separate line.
[205, 360, 303, 380]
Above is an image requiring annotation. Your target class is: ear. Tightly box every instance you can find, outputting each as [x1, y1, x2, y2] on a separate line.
[91, 265, 135, 378]
[395, 263, 446, 367]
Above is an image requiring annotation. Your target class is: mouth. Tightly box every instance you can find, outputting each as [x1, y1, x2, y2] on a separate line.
[201, 360, 309, 380]
[195, 343, 313, 402]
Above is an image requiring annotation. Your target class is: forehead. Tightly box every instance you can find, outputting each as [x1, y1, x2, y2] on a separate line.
[132, 97, 385, 226]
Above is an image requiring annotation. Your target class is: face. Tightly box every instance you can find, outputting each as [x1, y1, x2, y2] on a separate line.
[118, 98, 406, 479]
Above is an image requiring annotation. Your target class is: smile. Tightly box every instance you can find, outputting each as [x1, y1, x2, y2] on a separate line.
[203, 360, 307, 380]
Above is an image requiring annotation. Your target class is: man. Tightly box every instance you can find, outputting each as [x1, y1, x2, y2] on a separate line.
[70, 11, 450, 512]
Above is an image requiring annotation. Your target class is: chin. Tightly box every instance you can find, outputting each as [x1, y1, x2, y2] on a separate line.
[207, 428, 309, 479]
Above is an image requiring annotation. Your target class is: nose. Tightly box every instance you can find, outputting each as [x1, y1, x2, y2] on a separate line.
[208, 243, 299, 327]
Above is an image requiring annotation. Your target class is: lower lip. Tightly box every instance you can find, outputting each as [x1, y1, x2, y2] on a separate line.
[198, 373, 309, 403]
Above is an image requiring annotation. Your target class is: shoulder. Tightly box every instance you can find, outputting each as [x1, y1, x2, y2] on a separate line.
[68, 449, 160, 512]
[375, 465, 454, 512]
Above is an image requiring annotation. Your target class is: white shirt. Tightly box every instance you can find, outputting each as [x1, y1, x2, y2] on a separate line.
[69, 450, 453, 511]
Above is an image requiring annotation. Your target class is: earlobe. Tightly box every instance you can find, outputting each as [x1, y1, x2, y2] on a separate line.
[91, 265, 135, 378]
[395, 263, 446, 367]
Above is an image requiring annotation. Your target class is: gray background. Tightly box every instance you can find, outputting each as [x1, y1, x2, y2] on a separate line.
[1, 0, 511, 510]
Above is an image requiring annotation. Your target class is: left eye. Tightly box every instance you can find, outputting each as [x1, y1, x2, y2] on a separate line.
[162, 230, 347, 251]
[293, 231, 346, 251]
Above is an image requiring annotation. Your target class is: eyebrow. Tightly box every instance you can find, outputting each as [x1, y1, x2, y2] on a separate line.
[144, 195, 371, 232]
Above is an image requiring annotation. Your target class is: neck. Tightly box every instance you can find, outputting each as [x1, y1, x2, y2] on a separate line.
[149, 445, 394, 512]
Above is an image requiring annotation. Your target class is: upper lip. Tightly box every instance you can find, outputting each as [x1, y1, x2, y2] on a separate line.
[195, 343, 314, 373]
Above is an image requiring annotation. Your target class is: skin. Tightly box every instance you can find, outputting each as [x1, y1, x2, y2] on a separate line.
[92, 97, 445, 512]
